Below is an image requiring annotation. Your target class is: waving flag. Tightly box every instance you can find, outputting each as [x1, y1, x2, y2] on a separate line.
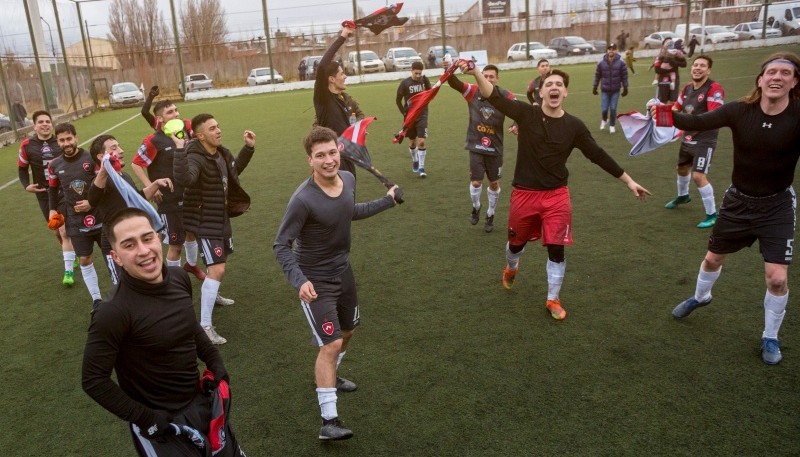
[101, 155, 165, 231]
[616, 101, 682, 157]
[339, 117, 404, 204]
[393, 59, 465, 144]
[342, 3, 408, 35]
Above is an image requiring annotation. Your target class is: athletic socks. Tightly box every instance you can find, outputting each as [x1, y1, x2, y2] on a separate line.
[184, 240, 199, 266]
[80, 263, 102, 300]
[200, 278, 221, 327]
[105, 254, 119, 285]
[63, 251, 76, 272]
[417, 148, 427, 168]
[546, 259, 566, 300]
[317, 387, 338, 420]
[336, 351, 346, 370]
[694, 265, 721, 302]
[470, 184, 482, 209]
[677, 174, 691, 197]
[505, 242, 523, 271]
[166, 258, 181, 267]
[763, 290, 788, 339]
[487, 187, 500, 217]
[698, 183, 716, 215]
[408, 147, 418, 162]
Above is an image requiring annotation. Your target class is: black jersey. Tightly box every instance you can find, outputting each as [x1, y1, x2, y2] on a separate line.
[396, 75, 432, 116]
[47, 149, 102, 236]
[448, 76, 515, 156]
[675, 79, 724, 145]
[133, 130, 187, 212]
[673, 99, 800, 197]
[18, 136, 62, 196]
[87, 171, 141, 224]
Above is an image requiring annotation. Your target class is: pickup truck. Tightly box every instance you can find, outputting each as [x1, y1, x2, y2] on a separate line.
[178, 73, 213, 96]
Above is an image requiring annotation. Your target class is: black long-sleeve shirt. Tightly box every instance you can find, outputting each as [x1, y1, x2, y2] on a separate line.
[82, 266, 226, 428]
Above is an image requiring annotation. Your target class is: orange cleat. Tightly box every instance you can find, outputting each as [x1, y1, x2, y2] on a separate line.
[502, 266, 517, 290]
[546, 299, 566, 320]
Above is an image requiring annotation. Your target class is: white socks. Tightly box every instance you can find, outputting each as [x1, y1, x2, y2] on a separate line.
[505, 242, 523, 271]
[80, 263, 102, 300]
[487, 188, 500, 217]
[63, 251, 75, 272]
[317, 387, 338, 420]
[336, 351, 346, 370]
[184, 240, 199, 266]
[166, 258, 181, 267]
[695, 265, 720, 302]
[763, 291, 788, 339]
[200, 278, 221, 327]
[677, 174, 691, 197]
[546, 259, 566, 300]
[417, 149, 427, 168]
[470, 184, 482, 209]
[409, 147, 418, 162]
[698, 183, 716, 215]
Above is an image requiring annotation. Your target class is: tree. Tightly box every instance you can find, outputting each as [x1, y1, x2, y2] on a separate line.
[107, 0, 170, 67]
[180, 0, 228, 62]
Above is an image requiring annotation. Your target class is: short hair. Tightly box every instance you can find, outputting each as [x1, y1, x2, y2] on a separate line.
[191, 113, 215, 133]
[322, 61, 342, 81]
[303, 126, 338, 156]
[543, 68, 570, 88]
[693, 55, 713, 68]
[411, 61, 424, 71]
[153, 99, 175, 117]
[54, 123, 77, 137]
[103, 208, 154, 246]
[483, 64, 499, 75]
[32, 110, 51, 123]
[90, 134, 116, 165]
[537, 59, 549, 67]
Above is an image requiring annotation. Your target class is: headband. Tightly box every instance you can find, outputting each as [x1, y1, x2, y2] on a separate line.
[762, 58, 799, 71]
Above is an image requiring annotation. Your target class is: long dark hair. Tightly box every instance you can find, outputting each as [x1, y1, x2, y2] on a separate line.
[742, 52, 800, 104]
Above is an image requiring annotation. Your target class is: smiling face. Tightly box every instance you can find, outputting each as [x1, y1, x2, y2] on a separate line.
[758, 61, 799, 102]
[56, 131, 78, 158]
[33, 114, 53, 140]
[196, 117, 222, 150]
[101, 138, 125, 168]
[541, 73, 568, 110]
[690, 58, 712, 84]
[110, 215, 163, 284]
[308, 139, 340, 181]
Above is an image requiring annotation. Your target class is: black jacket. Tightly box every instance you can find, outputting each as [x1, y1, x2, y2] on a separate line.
[173, 139, 253, 238]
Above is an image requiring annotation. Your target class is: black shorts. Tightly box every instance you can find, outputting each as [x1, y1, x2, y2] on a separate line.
[708, 186, 796, 265]
[677, 142, 716, 174]
[159, 211, 186, 246]
[301, 264, 359, 347]
[469, 152, 503, 182]
[72, 230, 104, 257]
[407, 116, 428, 140]
[36, 195, 66, 222]
[199, 237, 234, 266]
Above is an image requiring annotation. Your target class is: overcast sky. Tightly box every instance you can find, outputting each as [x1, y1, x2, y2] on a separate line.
[0, 0, 482, 55]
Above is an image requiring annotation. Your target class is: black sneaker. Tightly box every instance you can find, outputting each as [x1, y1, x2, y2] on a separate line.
[470, 206, 480, 225]
[484, 215, 494, 233]
[336, 376, 357, 392]
[319, 417, 354, 441]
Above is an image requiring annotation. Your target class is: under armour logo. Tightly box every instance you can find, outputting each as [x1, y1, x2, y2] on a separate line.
[763, 122, 772, 128]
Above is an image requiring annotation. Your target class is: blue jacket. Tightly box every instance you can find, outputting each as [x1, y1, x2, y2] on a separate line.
[593, 54, 628, 93]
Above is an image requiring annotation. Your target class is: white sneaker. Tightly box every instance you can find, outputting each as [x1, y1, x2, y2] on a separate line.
[609, 126, 616, 134]
[203, 326, 227, 344]
[599, 120, 606, 130]
[215, 293, 235, 306]
[651, 79, 658, 85]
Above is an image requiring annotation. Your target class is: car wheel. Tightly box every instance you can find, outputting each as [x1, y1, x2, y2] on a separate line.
[508, 56, 513, 62]
[749, 36, 755, 40]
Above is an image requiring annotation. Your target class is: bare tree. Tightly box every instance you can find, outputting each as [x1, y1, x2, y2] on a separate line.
[180, 0, 229, 62]
[107, 0, 170, 67]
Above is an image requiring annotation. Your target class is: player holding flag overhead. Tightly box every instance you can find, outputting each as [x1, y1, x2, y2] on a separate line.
[396, 62, 432, 176]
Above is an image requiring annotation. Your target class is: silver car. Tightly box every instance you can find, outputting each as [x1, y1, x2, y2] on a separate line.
[382, 47, 423, 72]
[642, 31, 678, 49]
[109, 82, 145, 108]
[246, 67, 284, 85]
[732, 22, 782, 40]
[506, 42, 557, 61]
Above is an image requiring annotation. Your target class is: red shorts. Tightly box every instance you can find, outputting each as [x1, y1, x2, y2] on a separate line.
[507, 186, 573, 246]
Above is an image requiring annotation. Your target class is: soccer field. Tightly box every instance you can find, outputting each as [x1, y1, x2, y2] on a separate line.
[2, 45, 799, 456]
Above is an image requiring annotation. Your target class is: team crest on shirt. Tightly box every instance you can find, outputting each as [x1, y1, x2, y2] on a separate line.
[70, 180, 86, 195]
[214, 246, 223, 257]
[480, 106, 494, 120]
[711, 91, 723, 103]
[685, 105, 695, 114]
[481, 136, 492, 147]
[82, 162, 93, 172]
[84, 215, 96, 228]
[697, 94, 705, 103]
[322, 321, 334, 336]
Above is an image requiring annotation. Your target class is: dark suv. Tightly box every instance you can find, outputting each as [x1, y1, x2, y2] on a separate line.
[548, 36, 595, 56]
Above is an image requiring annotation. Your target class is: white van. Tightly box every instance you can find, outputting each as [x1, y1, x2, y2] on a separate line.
[674, 23, 701, 39]
[757, 1, 800, 34]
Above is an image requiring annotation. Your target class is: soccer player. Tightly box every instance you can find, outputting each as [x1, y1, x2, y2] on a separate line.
[173, 114, 255, 345]
[274, 126, 398, 441]
[663, 55, 725, 229]
[592, 43, 629, 134]
[447, 64, 516, 232]
[18, 110, 76, 285]
[82, 207, 245, 456]
[459, 61, 650, 321]
[47, 123, 106, 309]
[655, 52, 800, 365]
[396, 61, 432, 176]
[526, 59, 550, 106]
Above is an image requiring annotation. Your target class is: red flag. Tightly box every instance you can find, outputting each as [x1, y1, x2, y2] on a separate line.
[393, 59, 466, 144]
[342, 3, 408, 35]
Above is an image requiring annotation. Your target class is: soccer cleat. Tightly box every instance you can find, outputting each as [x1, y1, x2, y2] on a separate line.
[502, 266, 517, 290]
[73, 257, 80, 268]
[203, 326, 227, 345]
[418, 168, 427, 178]
[609, 125, 616, 134]
[761, 337, 782, 365]
[319, 417, 354, 441]
[484, 215, 494, 233]
[412, 160, 420, 173]
[470, 205, 481, 225]
[664, 195, 691, 209]
[599, 120, 606, 130]
[546, 299, 567, 320]
[336, 376, 358, 392]
[697, 213, 718, 229]
[671, 296, 712, 319]
[182, 262, 206, 281]
[651, 79, 658, 85]
[215, 293, 235, 306]
[63, 270, 75, 286]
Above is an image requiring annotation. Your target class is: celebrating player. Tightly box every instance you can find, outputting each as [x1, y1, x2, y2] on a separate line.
[396, 61, 432, 176]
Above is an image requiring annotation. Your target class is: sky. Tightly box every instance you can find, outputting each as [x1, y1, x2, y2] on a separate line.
[0, 0, 483, 56]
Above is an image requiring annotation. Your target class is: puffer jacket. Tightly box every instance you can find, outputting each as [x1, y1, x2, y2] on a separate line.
[173, 139, 254, 238]
[593, 53, 628, 93]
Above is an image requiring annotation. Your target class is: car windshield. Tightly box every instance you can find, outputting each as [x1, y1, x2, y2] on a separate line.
[744, 22, 764, 30]
[256, 68, 273, 76]
[394, 49, 417, 58]
[528, 42, 545, 49]
[188, 75, 208, 81]
[113, 83, 138, 93]
[704, 27, 729, 34]
[360, 51, 379, 60]
[566, 37, 588, 45]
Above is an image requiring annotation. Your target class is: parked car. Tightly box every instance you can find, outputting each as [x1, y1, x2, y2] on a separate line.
[301, 55, 323, 79]
[506, 42, 557, 61]
[344, 50, 385, 75]
[642, 31, 678, 49]
[547, 36, 595, 56]
[108, 82, 145, 108]
[383, 47, 423, 72]
[426, 45, 459, 67]
[0, 113, 11, 133]
[732, 22, 782, 40]
[178, 73, 213, 96]
[246, 67, 284, 86]
[689, 25, 738, 44]
[589, 39, 608, 53]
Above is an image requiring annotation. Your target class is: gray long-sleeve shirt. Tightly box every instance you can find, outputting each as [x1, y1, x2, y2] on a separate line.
[274, 171, 395, 290]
